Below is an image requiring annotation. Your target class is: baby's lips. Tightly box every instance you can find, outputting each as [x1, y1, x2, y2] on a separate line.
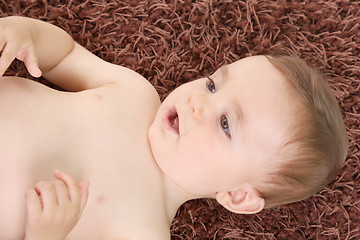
[162, 107, 180, 137]
[170, 113, 179, 134]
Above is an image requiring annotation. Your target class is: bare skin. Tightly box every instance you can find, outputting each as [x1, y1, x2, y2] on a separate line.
[0, 17, 171, 240]
[0, 16, 296, 239]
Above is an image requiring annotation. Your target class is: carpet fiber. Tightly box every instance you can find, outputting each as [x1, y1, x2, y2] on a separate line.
[1, 0, 359, 239]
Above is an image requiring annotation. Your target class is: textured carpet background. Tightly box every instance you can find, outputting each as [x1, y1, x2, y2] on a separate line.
[1, 0, 359, 239]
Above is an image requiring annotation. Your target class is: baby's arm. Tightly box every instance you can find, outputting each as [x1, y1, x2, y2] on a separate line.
[0, 16, 144, 91]
[24, 170, 89, 240]
[0, 16, 73, 78]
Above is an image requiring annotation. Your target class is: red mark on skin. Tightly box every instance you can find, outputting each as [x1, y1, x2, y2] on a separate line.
[94, 94, 104, 101]
[96, 194, 105, 204]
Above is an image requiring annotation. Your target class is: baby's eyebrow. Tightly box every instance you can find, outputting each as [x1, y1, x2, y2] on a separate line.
[218, 65, 229, 80]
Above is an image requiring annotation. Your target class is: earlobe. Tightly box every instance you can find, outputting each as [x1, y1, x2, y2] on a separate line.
[216, 190, 265, 214]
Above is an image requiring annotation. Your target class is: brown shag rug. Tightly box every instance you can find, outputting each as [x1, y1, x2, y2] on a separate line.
[1, 0, 359, 239]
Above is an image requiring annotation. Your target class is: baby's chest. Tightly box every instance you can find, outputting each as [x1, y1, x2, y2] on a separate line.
[68, 147, 166, 239]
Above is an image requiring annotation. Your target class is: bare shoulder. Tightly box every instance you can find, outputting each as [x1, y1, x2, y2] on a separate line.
[44, 43, 159, 95]
[87, 70, 161, 112]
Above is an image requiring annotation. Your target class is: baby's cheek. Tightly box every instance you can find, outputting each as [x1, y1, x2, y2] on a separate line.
[180, 140, 213, 163]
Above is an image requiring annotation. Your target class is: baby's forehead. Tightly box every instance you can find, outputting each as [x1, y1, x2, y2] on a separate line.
[213, 55, 271, 76]
[212, 55, 287, 88]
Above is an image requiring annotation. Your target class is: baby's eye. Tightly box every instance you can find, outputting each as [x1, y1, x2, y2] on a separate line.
[206, 76, 216, 93]
[220, 114, 231, 138]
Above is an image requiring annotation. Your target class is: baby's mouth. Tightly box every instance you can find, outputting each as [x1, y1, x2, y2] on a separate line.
[169, 111, 179, 134]
[164, 107, 180, 136]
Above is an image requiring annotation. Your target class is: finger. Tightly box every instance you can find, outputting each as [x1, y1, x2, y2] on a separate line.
[26, 61, 42, 78]
[78, 181, 89, 216]
[52, 180, 70, 205]
[54, 170, 80, 204]
[0, 41, 18, 77]
[22, 47, 42, 78]
[25, 189, 42, 220]
[35, 181, 57, 212]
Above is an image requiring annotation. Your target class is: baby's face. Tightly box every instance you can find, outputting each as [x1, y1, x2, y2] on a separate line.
[148, 55, 296, 198]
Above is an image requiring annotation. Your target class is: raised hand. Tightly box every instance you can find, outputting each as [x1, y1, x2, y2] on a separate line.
[24, 170, 89, 240]
[0, 16, 42, 77]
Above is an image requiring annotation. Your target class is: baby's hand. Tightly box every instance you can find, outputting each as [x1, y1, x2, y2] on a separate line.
[24, 170, 89, 240]
[0, 16, 42, 77]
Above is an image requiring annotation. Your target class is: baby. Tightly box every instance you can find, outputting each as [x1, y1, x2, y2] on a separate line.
[0, 16, 348, 240]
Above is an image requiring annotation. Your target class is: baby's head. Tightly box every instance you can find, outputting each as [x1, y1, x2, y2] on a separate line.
[148, 54, 348, 213]
[252, 54, 348, 209]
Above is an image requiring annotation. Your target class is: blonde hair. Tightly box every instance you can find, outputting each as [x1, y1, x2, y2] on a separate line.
[257, 54, 349, 209]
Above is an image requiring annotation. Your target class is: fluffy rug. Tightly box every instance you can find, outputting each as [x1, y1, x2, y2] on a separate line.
[1, 0, 359, 239]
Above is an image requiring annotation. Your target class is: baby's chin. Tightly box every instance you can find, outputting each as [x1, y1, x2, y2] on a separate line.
[147, 124, 156, 149]
[147, 124, 162, 159]
[147, 128, 161, 167]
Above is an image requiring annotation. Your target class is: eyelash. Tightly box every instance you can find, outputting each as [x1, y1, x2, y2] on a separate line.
[206, 76, 216, 93]
[206, 76, 232, 138]
[220, 115, 231, 138]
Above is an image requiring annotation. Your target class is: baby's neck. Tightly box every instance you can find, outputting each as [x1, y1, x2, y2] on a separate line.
[160, 175, 197, 222]
[147, 141, 198, 222]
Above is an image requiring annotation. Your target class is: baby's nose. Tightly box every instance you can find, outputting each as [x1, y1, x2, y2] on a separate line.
[188, 94, 204, 119]
[192, 105, 203, 119]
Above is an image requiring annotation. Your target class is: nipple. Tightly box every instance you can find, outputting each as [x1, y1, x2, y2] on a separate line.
[96, 194, 105, 205]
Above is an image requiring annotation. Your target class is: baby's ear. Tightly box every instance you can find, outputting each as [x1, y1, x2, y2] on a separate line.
[215, 189, 265, 214]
